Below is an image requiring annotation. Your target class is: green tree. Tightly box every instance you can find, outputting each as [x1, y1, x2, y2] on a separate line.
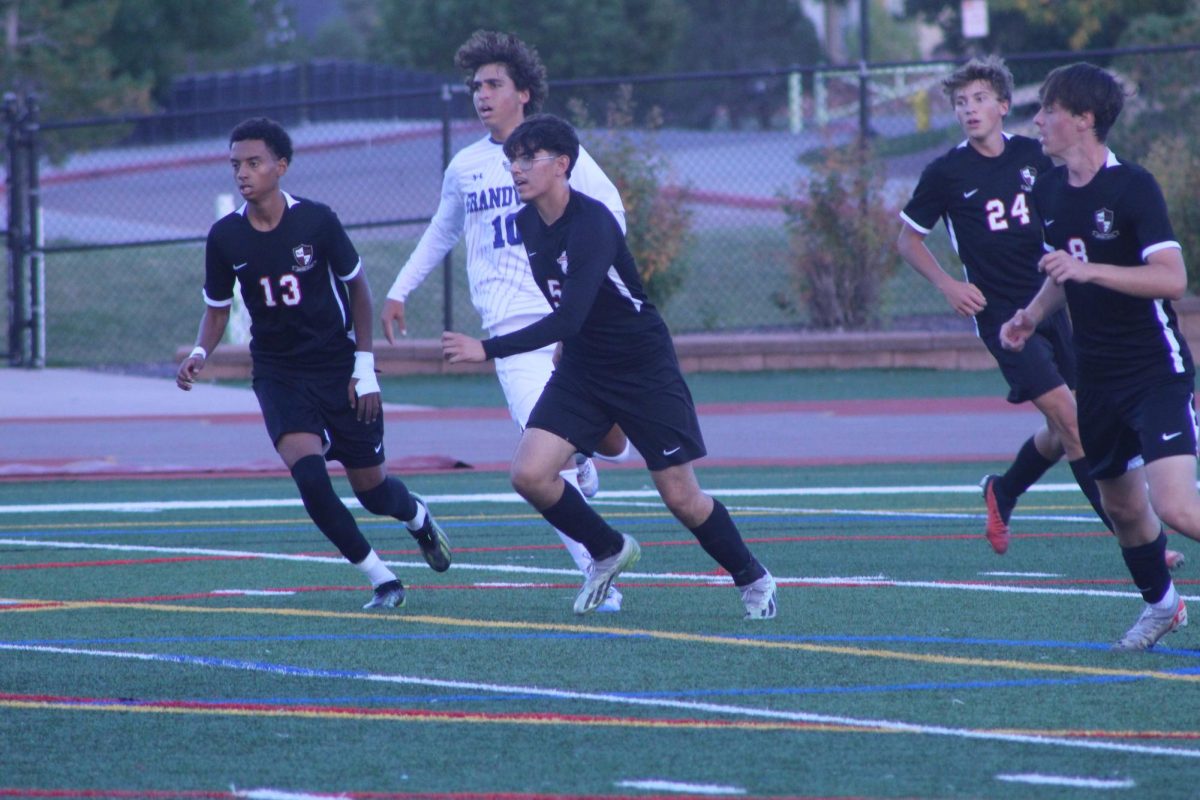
[367, 0, 684, 79]
[103, 0, 256, 104]
[905, 0, 1189, 55]
[1, 0, 150, 121]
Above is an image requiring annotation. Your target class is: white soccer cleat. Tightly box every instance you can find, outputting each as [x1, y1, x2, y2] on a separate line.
[575, 454, 600, 498]
[740, 572, 777, 620]
[1113, 598, 1187, 651]
[595, 586, 623, 613]
[574, 534, 639, 614]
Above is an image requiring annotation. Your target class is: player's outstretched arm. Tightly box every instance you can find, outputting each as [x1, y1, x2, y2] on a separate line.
[441, 332, 486, 364]
[176, 306, 230, 391]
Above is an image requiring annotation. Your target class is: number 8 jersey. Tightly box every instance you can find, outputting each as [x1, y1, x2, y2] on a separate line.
[901, 133, 1053, 330]
[203, 192, 361, 376]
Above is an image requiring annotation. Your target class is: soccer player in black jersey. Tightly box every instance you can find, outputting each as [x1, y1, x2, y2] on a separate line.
[898, 56, 1137, 561]
[441, 114, 777, 619]
[1002, 63, 1196, 650]
[176, 117, 451, 610]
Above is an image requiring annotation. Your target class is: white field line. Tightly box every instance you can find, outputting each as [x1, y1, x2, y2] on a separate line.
[2, 640, 1199, 761]
[0, 483, 1094, 516]
[0, 536, 1191, 603]
[615, 779, 746, 795]
[995, 773, 1136, 789]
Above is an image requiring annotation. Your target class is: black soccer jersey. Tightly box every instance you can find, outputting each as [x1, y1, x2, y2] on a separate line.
[481, 190, 672, 371]
[203, 192, 361, 376]
[1033, 151, 1192, 385]
[901, 134, 1052, 328]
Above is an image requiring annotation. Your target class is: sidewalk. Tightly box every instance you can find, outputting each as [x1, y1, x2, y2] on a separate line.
[0, 367, 1042, 480]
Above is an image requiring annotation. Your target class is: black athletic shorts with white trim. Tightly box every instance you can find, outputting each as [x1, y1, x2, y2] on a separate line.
[527, 360, 706, 472]
[252, 369, 386, 469]
[979, 309, 1076, 404]
[1077, 374, 1198, 480]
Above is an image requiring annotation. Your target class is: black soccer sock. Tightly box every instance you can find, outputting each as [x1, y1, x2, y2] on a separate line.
[1121, 530, 1172, 604]
[1068, 457, 1114, 533]
[355, 476, 418, 523]
[690, 499, 764, 586]
[999, 436, 1057, 498]
[539, 483, 624, 560]
[290, 454, 371, 564]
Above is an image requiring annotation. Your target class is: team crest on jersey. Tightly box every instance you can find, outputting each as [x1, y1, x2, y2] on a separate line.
[1019, 166, 1038, 191]
[557, 251, 569, 274]
[291, 244, 315, 271]
[1092, 208, 1119, 241]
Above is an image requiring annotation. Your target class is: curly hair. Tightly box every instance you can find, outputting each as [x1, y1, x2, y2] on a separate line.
[229, 117, 293, 162]
[942, 55, 1014, 105]
[454, 30, 548, 114]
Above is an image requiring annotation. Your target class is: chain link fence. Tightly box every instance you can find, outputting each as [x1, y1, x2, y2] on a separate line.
[5, 44, 1199, 369]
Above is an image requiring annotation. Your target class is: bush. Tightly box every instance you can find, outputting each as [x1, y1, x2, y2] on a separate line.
[1141, 134, 1200, 293]
[780, 144, 901, 330]
[568, 85, 692, 308]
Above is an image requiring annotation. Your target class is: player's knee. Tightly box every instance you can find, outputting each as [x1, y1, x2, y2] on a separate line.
[290, 454, 332, 497]
[1102, 492, 1149, 533]
[510, 460, 548, 503]
[354, 480, 391, 516]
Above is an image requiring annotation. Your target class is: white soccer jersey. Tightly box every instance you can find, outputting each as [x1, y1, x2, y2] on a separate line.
[386, 135, 625, 331]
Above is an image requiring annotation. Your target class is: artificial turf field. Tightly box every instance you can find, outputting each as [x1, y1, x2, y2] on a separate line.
[3, 458, 1199, 799]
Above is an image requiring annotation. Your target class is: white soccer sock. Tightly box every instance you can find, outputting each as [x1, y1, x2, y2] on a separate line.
[405, 501, 427, 531]
[356, 550, 397, 587]
[1152, 582, 1179, 611]
[594, 439, 633, 463]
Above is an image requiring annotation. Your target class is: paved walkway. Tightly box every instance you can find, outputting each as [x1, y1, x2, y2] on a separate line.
[0, 367, 1042, 479]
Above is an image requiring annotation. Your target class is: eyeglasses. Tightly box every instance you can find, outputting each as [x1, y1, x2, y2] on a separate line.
[502, 155, 558, 172]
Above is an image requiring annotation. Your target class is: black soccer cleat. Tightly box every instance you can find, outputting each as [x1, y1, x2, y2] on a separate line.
[363, 579, 406, 609]
[410, 494, 451, 572]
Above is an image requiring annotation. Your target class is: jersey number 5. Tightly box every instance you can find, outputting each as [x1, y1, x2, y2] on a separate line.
[546, 278, 563, 308]
[259, 274, 302, 307]
[986, 193, 1031, 231]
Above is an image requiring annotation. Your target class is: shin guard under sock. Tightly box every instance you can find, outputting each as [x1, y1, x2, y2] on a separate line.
[291, 454, 370, 564]
[1121, 530, 1172, 604]
[538, 483, 624, 560]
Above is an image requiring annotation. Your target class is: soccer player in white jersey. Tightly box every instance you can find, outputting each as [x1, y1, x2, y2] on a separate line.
[1002, 63, 1198, 650]
[380, 31, 629, 610]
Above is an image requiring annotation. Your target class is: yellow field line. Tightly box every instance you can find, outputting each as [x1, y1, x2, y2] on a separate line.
[9, 599, 1198, 685]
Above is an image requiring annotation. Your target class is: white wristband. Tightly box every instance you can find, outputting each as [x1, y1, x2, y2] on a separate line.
[353, 351, 380, 397]
[189, 345, 207, 360]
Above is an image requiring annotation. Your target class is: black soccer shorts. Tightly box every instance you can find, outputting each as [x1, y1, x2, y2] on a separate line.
[980, 309, 1076, 405]
[527, 360, 707, 472]
[1077, 374, 1197, 480]
[252, 369, 386, 469]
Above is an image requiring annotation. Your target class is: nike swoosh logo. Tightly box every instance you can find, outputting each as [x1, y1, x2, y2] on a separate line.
[1162, 432, 1183, 441]
[1044, 220, 1055, 227]
[374, 442, 383, 453]
[963, 189, 979, 198]
[527, 251, 537, 257]
[233, 262, 248, 271]
[662, 446, 681, 456]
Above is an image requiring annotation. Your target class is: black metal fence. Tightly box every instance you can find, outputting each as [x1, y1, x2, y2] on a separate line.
[5, 45, 1199, 369]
